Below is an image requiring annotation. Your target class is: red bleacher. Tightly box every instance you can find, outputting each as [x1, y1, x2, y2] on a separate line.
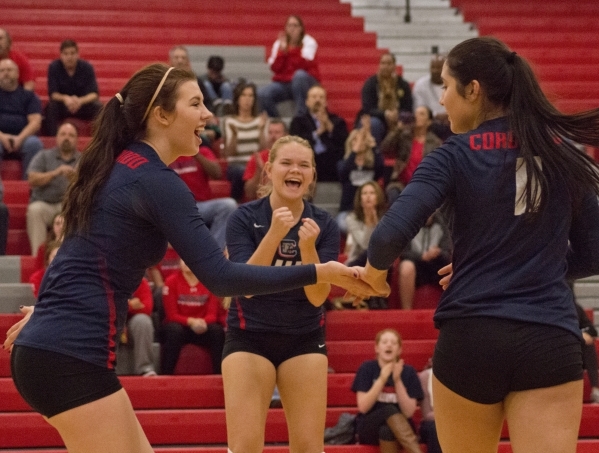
[1, 308, 599, 451]
[3, 0, 380, 124]
[452, 0, 599, 113]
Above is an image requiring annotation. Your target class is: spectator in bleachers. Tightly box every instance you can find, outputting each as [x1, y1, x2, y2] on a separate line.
[28, 240, 60, 298]
[289, 85, 348, 182]
[169, 45, 205, 90]
[398, 212, 451, 310]
[356, 52, 413, 145]
[26, 122, 80, 255]
[258, 15, 320, 117]
[169, 145, 237, 250]
[223, 81, 268, 200]
[43, 39, 102, 136]
[418, 359, 442, 453]
[0, 28, 34, 91]
[412, 55, 451, 141]
[223, 136, 339, 453]
[169, 45, 222, 147]
[161, 258, 225, 375]
[351, 328, 423, 453]
[199, 55, 233, 116]
[575, 301, 599, 403]
[0, 58, 43, 179]
[119, 277, 157, 377]
[242, 118, 287, 201]
[382, 106, 442, 205]
[336, 115, 384, 234]
[34, 213, 64, 270]
[0, 176, 8, 255]
[345, 181, 386, 267]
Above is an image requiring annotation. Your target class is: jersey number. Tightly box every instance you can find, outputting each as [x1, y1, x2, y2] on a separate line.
[514, 157, 541, 216]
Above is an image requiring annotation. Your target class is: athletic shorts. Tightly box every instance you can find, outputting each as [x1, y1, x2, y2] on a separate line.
[11, 345, 122, 418]
[433, 316, 583, 404]
[222, 326, 327, 368]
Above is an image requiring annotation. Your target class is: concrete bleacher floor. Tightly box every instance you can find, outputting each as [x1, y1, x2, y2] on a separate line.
[342, 0, 477, 81]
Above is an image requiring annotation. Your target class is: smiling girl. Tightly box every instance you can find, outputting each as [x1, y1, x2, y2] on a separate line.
[351, 328, 423, 453]
[4, 65, 376, 453]
[223, 135, 339, 453]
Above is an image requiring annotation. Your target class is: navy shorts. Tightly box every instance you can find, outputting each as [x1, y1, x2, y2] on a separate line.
[222, 326, 326, 368]
[433, 316, 583, 404]
[11, 345, 122, 418]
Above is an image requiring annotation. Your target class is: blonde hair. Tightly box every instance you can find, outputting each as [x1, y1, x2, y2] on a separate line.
[344, 129, 376, 168]
[256, 135, 317, 199]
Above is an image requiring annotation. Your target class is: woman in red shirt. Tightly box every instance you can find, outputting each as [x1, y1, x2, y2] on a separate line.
[161, 258, 225, 374]
[257, 15, 320, 117]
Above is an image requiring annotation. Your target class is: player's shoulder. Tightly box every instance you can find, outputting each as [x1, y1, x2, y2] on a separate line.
[232, 197, 269, 223]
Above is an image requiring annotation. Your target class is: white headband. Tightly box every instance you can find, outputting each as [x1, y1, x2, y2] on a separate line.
[141, 67, 175, 123]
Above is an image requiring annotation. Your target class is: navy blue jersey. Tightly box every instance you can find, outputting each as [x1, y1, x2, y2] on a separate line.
[15, 142, 317, 369]
[351, 360, 423, 417]
[368, 117, 599, 337]
[226, 196, 340, 333]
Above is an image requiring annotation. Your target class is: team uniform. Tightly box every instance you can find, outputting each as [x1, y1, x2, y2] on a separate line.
[11, 142, 319, 417]
[351, 360, 423, 445]
[223, 196, 340, 365]
[368, 117, 599, 403]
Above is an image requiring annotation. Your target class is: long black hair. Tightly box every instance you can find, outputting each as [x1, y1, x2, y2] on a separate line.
[62, 63, 196, 236]
[446, 37, 599, 215]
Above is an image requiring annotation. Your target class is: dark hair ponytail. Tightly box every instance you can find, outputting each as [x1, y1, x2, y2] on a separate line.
[62, 63, 196, 236]
[447, 37, 599, 215]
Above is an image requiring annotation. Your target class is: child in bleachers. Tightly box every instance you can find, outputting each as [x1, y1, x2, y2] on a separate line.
[34, 213, 63, 270]
[160, 258, 225, 375]
[351, 328, 423, 453]
[119, 278, 156, 377]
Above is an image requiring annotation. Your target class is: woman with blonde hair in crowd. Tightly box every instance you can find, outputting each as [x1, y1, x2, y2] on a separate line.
[337, 115, 385, 234]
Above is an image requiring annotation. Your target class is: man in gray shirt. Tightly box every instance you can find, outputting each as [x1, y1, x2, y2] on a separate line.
[26, 122, 80, 254]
